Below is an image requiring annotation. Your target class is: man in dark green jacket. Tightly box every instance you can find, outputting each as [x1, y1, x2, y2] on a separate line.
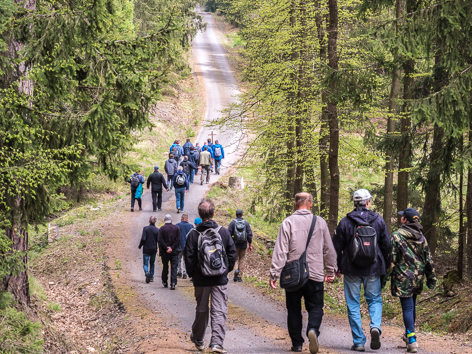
[382, 207, 436, 353]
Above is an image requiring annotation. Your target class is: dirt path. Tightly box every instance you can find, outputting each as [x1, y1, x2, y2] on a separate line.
[113, 8, 470, 354]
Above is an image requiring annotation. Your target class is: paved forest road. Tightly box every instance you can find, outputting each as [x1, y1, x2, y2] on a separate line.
[121, 7, 448, 354]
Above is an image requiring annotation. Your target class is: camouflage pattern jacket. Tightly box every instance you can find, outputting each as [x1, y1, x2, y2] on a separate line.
[383, 223, 436, 297]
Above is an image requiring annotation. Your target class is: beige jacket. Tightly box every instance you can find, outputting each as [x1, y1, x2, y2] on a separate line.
[270, 209, 337, 283]
[199, 150, 212, 166]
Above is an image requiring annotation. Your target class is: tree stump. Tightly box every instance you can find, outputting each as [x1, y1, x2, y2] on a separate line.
[228, 176, 244, 190]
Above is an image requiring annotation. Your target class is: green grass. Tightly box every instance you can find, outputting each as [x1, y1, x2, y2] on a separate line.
[47, 302, 62, 312]
[29, 276, 47, 303]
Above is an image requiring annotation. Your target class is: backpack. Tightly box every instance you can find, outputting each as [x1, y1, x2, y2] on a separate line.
[349, 220, 378, 267]
[214, 146, 222, 158]
[233, 219, 247, 243]
[181, 161, 190, 176]
[172, 146, 181, 160]
[175, 174, 185, 186]
[131, 175, 140, 188]
[196, 226, 228, 276]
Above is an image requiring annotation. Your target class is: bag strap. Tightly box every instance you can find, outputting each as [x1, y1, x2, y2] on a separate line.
[300, 215, 317, 259]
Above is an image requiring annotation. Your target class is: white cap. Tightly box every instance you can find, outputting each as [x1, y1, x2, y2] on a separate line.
[353, 189, 372, 202]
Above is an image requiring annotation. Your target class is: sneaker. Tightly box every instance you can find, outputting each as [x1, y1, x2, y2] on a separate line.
[170, 283, 176, 290]
[183, 274, 188, 279]
[163, 282, 168, 288]
[351, 345, 365, 352]
[370, 327, 381, 350]
[291, 346, 302, 352]
[209, 344, 227, 353]
[177, 208, 180, 213]
[145, 272, 151, 284]
[238, 277, 242, 282]
[158, 208, 162, 211]
[233, 270, 239, 282]
[190, 333, 204, 351]
[308, 329, 319, 354]
[407, 342, 418, 353]
[153, 209, 156, 212]
[131, 208, 134, 212]
[150, 277, 154, 282]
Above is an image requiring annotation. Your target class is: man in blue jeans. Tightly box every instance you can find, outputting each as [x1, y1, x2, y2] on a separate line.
[333, 189, 391, 352]
[211, 140, 225, 175]
[138, 216, 159, 283]
[172, 166, 189, 213]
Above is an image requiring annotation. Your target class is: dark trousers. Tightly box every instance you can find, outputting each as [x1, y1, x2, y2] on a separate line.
[161, 252, 179, 285]
[285, 279, 324, 346]
[131, 190, 142, 209]
[151, 190, 163, 211]
[167, 175, 174, 190]
[400, 294, 417, 337]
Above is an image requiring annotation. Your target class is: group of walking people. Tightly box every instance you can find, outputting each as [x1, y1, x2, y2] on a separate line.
[127, 137, 225, 213]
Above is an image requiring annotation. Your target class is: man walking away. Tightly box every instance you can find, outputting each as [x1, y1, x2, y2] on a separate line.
[332, 189, 391, 352]
[207, 138, 213, 149]
[183, 138, 194, 157]
[170, 140, 183, 162]
[147, 166, 168, 211]
[172, 166, 189, 213]
[165, 154, 178, 191]
[138, 216, 159, 283]
[270, 192, 337, 354]
[159, 214, 181, 290]
[198, 146, 212, 185]
[176, 214, 193, 279]
[188, 147, 199, 182]
[181, 156, 198, 184]
[184, 198, 236, 353]
[212, 140, 225, 175]
[228, 209, 253, 282]
[128, 171, 145, 212]
[382, 208, 436, 353]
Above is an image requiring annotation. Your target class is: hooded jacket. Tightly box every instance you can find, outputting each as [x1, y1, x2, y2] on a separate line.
[183, 141, 193, 157]
[333, 208, 391, 276]
[212, 144, 225, 160]
[188, 150, 199, 166]
[128, 173, 145, 191]
[228, 218, 253, 249]
[138, 224, 159, 254]
[164, 158, 178, 176]
[383, 222, 436, 297]
[172, 171, 190, 190]
[184, 220, 236, 287]
[176, 220, 193, 250]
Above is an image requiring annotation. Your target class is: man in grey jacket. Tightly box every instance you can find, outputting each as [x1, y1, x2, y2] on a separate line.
[270, 192, 337, 354]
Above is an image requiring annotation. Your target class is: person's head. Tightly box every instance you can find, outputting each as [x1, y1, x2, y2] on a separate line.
[186, 138, 190, 142]
[207, 138, 211, 143]
[353, 189, 372, 209]
[178, 166, 183, 172]
[190, 146, 195, 151]
[194, 217, 202, 226]
[164, 214, 172, 224]
[176, 140, 180, 144]
[181, 213, 189, 221]
[138, 170, 142, 175]
[398, 207, 420, 224]
[236, 209, 243, 218]
[198, 198, 215, 222]
[294, 192, 313, 210]
[154, 166, 159, 171]
[215, 140, 219, 144]
[170, 153, 174, 159]
[204, 146, 208, 151]
[196, 142, 200, 146]
[184, 156, 188, 160]
[149, 216, 157, 225]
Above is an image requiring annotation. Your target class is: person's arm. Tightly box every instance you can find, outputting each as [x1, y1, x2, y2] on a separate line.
[146, 175, 151, 189]
[332, 223, 345, 274]
[322, 220, 337, 278]
[224, 230, 237, 272]
[246, 221, 253, 243]
[172, 174, 177, 185]
[423, 239, 437, 289]
[138, 229, 145, 249]
[378, 219, 392, 271]
[160, 174, 168, 190]
[159, 229, 168, 249]
[382, 234, 397, 288]
[221, 146, 225, 159]
[171, 228, 181, 251]
[164, 162, 169, 174]
[185, 174, 189, 191]
[228, 220, 235, 237]
[184, 231, 197, 277]
[269, 221, 291, 286]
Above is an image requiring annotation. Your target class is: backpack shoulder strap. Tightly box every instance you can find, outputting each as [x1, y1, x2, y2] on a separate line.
[304, 215, 317, 252]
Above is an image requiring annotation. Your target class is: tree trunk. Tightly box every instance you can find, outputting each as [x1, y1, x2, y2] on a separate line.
[327, 0, 339, 234]
[467, 127, 472, 278]
[315, 2, 330, 219]
[422, 125, 443, 254]
[383, 0, 403, 232]
[458, 137, 465, 279]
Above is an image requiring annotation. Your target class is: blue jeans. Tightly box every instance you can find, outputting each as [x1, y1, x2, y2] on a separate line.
[143, 253, 156, 277]
[214, 159, 222, 172]
[189, 169, 195, 183]
[175, 187, 185, 210]
[344, 275, 383, 346]
[400, 294, 417, 339]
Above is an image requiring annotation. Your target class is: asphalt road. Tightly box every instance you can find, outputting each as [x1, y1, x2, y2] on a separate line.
[122, 7, 445, 354]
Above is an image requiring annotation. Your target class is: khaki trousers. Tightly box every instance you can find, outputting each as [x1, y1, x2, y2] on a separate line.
[235, 248, 246, 275]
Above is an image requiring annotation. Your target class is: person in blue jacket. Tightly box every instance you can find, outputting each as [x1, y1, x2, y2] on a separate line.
[212, 140, 225, 175]
[172, 166, 190, 213]
[183, 138, 194, 157]
[170, 140, 184, 162]
[176, 213, 193, 279]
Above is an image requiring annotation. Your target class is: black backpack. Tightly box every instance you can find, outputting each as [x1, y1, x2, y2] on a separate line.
[233, 219, 247, 243]
[130, 175, 140, 188]
[175, 174, 185, 186]
[181, 161, 190, 176]
[349, 220, 378, 267]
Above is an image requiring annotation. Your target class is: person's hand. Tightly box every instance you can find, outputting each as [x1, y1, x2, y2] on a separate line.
[248, 244, 253, 252]
[185, 190, 188, 193]
[166, 188, 169, 192]
[336, 270, 342, 278]
[167, 247, 172, 253]
[325, 275, 335, 283]
[270, 279, 277, 289]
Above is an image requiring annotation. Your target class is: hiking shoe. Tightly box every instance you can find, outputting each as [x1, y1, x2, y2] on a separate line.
[170, 283, 176, 290]
[145, 272, 151, 284]
[163, 282, 168, 288]
[190, 333, 204, 351]
[370, 327, 381, 350]
[308, 329, 319, 353]
[233, 270, 239, 282]
[238, 277, 242, 282]
[291, 346, 302, 352]
[150, 277, 154, 282]
[131, 208, 134, 212]
[177, 208, 180, 213]
[407, 342, 418, 353]
[209, 344, 227, 353]
[183, 274, 187, 279]
[158, 208, 162, 211]
[351, 345, 365, 352]
[153, 209, 156, 212]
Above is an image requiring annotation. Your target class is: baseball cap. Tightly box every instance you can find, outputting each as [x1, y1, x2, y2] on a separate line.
[398, 207, 420, 223]
[194, 217, 202, 225]
[164, 214, 172, 224]
[154, 166, 159, 170]
[353, 189, 372, 202]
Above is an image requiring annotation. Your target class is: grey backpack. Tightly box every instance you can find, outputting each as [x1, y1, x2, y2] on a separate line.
[197, 226, 228, 276]
[233, 219, 247, 243]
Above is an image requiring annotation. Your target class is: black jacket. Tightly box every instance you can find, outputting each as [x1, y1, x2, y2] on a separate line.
[138, 225, 159, 255]
[158, 223, 181, 255]
[228, 218, 253, 249]
[184, 220, 236, 287]
[333, 208, 391, 276]
[146, 171, 167, 192]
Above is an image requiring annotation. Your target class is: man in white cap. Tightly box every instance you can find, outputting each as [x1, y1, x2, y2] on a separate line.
[332, 189, 391, 352]
[158, 214, 181, 290]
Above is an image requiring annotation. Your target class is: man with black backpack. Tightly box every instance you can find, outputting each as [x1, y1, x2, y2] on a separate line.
[180, 156, 198, 184]
[228, 209, 253, 282]
[332, 189, 391, 352]
[184, 198, 236, 353]
[270, 193, 336, 354]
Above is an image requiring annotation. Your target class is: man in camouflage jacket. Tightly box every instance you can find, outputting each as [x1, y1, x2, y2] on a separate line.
[382, 207, 436, 353]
